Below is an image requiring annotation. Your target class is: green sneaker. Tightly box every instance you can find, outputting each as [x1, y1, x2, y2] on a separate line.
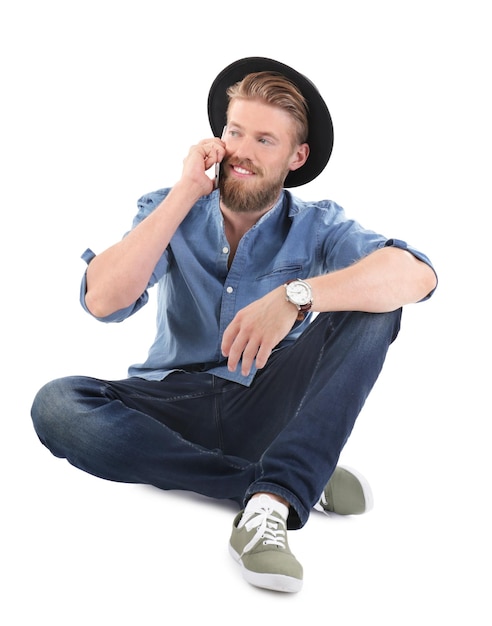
[229, 495, 303, 593]
[314, 466, 374, 515]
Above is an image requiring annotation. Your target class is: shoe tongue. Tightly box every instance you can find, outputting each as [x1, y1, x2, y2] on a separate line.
[247, 494, 289, 521]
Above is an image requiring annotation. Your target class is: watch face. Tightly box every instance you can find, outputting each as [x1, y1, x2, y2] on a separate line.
[287, 281, 311, 305]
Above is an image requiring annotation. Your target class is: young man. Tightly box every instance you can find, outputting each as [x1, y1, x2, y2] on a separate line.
[31, 57, 437, 593]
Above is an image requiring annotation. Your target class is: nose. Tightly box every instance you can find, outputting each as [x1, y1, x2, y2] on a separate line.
[230, 135, 256, 162]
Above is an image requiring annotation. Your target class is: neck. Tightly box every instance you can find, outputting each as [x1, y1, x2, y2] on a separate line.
[220, 203, 266, 232]
[219, 203, 269, 269]
[219, 191, 283, 267]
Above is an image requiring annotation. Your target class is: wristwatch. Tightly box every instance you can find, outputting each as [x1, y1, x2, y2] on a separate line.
[284, 278, 313, 320]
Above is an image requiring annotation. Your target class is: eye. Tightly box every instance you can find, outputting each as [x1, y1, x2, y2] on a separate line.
[258, 137, 271, 145]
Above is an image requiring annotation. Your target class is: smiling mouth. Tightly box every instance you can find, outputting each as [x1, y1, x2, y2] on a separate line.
[231, 164, 255, 176]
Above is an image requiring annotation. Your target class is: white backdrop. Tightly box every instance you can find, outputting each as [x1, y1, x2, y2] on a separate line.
[1, 1, 490, 624]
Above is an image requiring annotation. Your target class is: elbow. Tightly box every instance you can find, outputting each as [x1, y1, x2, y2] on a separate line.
[84, 289, 114, 319]
[414, 261, 438, 302]
[84, 285, 143, 320]
[385, 248, 437, 303]
[423, 262, 438, 295]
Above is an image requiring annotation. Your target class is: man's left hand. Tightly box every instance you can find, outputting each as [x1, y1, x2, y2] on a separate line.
[221, 286, 299, 376]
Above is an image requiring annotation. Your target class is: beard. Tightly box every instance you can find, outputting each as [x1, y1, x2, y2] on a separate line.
[219, 158, 288, 214]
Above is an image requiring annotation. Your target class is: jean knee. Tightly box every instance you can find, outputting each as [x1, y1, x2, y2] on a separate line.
[31, 377, 77, 446]
[315, 308, 401, 344]
[352, 309, 403, 356]
[375, 308, 402, 344]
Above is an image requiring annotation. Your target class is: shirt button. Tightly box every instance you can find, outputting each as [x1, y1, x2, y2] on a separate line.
[226, 286, 234, 294]
[222, 246, 229, 254]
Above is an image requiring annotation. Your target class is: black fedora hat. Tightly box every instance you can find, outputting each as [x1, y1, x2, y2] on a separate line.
[207, 56, 334, 188]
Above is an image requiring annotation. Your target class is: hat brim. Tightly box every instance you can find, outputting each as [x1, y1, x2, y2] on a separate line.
[207, 57, 333, 188]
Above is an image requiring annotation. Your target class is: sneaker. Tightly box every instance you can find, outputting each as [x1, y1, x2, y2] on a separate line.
[229, 495, 303, 593]
[314, 465, 374, 515]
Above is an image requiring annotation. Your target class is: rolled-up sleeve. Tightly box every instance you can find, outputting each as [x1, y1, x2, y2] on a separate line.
[78, 188, 172, 323]
[315, 203, 437, 303]
[381, 238, 438, 301]
[79, 248, 151, 323]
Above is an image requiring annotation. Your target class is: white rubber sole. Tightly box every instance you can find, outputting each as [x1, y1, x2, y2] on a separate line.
[229, 544, 303, 593]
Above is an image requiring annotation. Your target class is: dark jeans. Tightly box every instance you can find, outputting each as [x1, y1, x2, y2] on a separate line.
[31, 310, 401, 529]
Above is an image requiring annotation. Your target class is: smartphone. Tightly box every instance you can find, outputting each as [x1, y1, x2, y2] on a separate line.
[214, 126, 227, 190]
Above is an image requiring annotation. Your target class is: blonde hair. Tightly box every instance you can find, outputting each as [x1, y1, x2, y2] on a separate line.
[226, 71, 309, 145]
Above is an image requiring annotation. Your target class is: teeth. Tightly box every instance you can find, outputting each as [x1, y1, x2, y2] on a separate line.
[234, 166, 252, 175]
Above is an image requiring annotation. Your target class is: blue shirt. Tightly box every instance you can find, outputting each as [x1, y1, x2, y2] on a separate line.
[81, 188, 436, 386]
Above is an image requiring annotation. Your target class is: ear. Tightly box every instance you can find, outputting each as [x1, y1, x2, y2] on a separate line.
[288, 143, 310, 172]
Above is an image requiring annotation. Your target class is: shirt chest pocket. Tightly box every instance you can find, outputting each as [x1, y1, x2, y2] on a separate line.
[255, 260, 307, 292]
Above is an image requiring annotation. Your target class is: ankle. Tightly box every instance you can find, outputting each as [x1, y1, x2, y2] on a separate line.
[245, 493, 289, 522]
[250, 492, 289, 508]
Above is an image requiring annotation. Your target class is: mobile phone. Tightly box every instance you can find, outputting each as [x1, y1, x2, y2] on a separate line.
[214, 126, 227, 190]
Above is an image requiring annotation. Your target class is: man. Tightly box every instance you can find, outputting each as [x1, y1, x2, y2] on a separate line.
[31, 57, 437, 593]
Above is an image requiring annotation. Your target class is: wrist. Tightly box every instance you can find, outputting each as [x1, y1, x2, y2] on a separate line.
[284, 278, 313, 321]
[171, 178, 209, 205]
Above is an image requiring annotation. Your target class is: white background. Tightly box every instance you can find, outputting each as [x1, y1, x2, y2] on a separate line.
[1, 1, 490, 623]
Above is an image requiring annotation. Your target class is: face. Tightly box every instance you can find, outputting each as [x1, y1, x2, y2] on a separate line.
[219, 99, 309, 214]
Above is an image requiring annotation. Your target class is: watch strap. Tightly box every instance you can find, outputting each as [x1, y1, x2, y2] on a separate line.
[285, 279, 313, 320]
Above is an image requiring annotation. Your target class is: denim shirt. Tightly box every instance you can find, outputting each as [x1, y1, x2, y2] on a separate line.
[81, 188, 436, 386]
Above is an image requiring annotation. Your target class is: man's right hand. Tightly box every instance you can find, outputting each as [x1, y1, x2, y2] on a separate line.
[86, 136, 226, 318]
[180, 136, 227, 198]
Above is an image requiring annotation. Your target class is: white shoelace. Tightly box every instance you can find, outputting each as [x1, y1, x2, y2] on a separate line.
[241, 508, 287, 555]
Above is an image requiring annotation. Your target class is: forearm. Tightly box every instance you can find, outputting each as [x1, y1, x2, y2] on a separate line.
[222, 247, 436, 377]
[309, 247, 437, 314]
[85, 135, 226, 318]
[85, 182, 203, 317]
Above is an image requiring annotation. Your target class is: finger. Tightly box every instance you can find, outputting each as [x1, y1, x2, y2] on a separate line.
[227, 333, 248, 372]
[199, 135, 226, 147]
[254, 344, 273, 370]
[221, 328, 243, 372]
[240, 340, 262, 377]
[203, 145, 224, 170]
[226, 344, 242, 373]
[221, 324, 235, 358]
[199, 138, 223, 155]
